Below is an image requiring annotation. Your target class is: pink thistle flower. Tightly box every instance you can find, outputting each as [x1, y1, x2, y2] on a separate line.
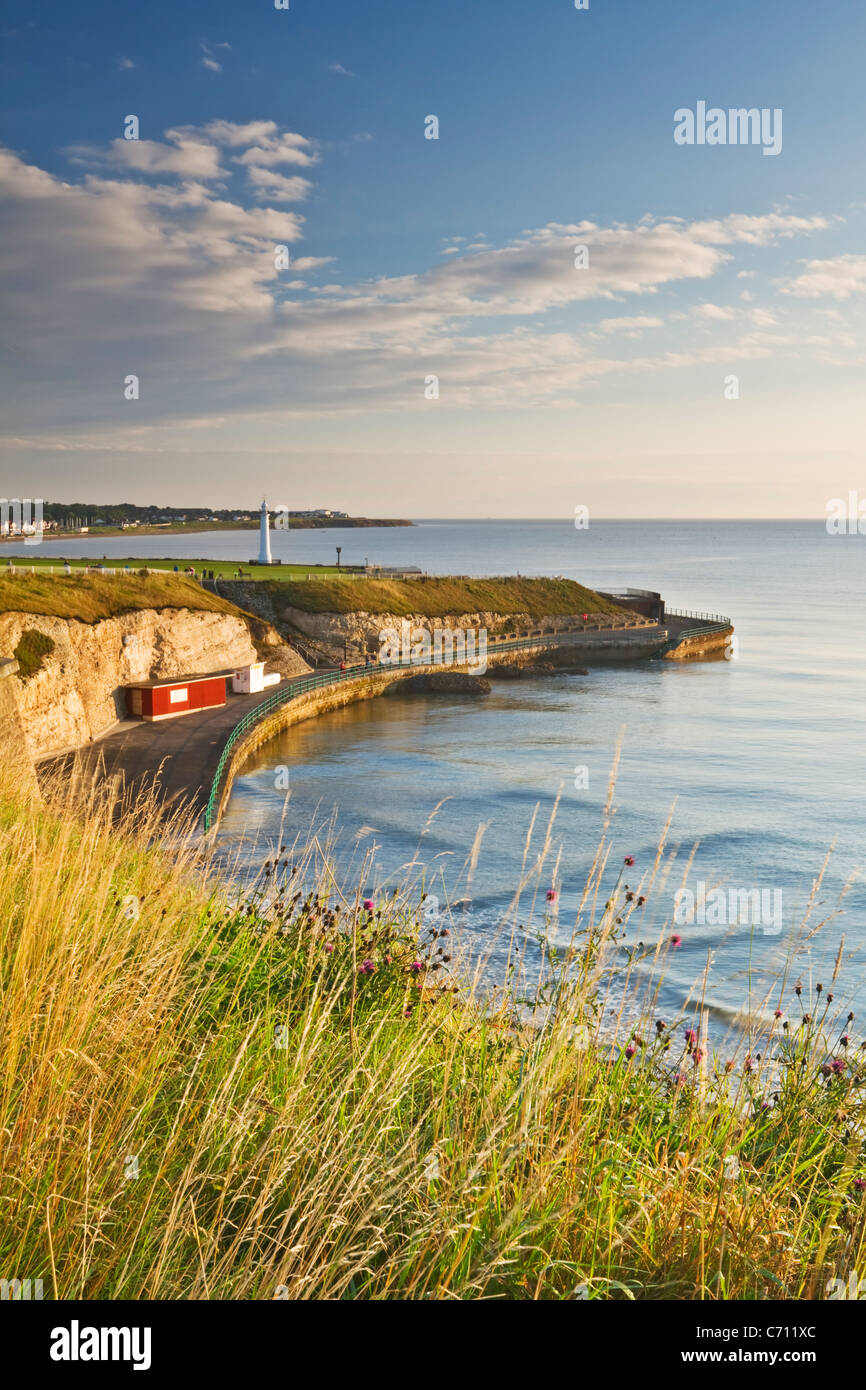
[684, 1028, 698, 1046]
[624, 1044, 636, 1060]
[624, 855, 635, 867]
[854, 1178, 866, 1192]
[773, 1009, 783, 1019]
[546, 889, 557, 902]
[670, 934, 682, 947]
[362, 898, 375, 912]
[324, 942, 335, 953]
[409, 961, 423, 972]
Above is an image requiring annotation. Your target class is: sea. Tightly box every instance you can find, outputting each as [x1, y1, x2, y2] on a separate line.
[9, 519, 865, 1042]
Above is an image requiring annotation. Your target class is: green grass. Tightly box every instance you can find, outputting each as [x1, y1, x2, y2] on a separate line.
[1, 774, 862, 1300]
[0, 571, 245, 623]
[265, 575, 629, 618]
[6, 556, 346, 582]
[12, 628, 56, 680]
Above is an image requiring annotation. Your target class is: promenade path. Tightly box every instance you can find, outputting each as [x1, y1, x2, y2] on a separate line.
[38, 622, 669, 829]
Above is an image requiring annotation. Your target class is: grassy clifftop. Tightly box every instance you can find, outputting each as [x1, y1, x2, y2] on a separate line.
[0, 572, 242, 623]
[264, 575, 627, 618]
[1, 775, 862, 1300]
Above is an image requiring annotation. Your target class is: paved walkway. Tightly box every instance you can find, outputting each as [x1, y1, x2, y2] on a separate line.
[39, 686, 287, 822]
[39, 625, 670, 825]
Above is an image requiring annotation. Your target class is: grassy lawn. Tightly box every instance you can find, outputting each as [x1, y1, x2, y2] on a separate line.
[269, 575, 629, 618]
[5, 556, 346, 582]
[0, 571, 245, 622]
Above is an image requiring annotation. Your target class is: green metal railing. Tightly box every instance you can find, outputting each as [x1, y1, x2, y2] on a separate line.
[201, 624, 668, 831]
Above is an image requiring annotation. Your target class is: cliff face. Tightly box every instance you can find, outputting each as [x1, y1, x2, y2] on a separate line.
[0, 607, 309, 761]
[217, 581, 569, 664]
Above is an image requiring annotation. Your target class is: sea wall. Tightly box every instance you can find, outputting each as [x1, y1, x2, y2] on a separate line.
[664, 625, 734, 661]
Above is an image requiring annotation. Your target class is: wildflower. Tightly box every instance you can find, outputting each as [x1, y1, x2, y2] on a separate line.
[624, 1044, 636, 1060]
[363, 898, 375, 911]
[404, 1009, 413, 1019]
[794, 984, 802, 996]
[670, 934, 682, 947]
[841, 1035, 850, 1046]
[830, 1058, 845, 1075]
[637, 896, 646, 907]
[827, 992, 834, 1003]
[624, 855, 635, 867]
[546, 889, 557, 902]
[684, 1028, 698, 1046]
[440, 928, 450, 937]
[358, 959, 376, 975]
[692, 1049, 704, 1066]
[854, 1178, 866, 1193]
[409, 961, 423, 972]
[673, 1072, 687, 1088]
[816, 982, 823, 994]
[324, 942, 335, 953]
[820, 1063, 832, 1078]
[773, 1009, 783, 1019]
[802, 1015, 811, 1025]
[655, 1020, 666, 1034]
[744, 1056, 753, 1073]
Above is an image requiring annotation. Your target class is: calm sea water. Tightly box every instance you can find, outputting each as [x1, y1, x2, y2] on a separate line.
[14, 521, 865, 1034]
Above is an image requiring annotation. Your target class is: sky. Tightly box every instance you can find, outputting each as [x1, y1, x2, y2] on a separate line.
[1, 0, 864, 518]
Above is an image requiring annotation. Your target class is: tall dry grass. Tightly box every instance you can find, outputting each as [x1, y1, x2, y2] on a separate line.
[1, 770, 864, 1300]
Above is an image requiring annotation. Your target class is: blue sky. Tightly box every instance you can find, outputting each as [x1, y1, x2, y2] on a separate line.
[1, 0, 864, 516]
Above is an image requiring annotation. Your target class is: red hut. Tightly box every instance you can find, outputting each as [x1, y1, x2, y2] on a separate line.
[126, 673, 227, 721]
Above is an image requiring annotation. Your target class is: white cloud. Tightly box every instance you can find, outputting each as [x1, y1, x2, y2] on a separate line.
[596, 315, 664, 334]
[781, 254, 866, 300]
[0, 141, 847, 442]
[200, 41, 230, 74]
[694, 303, 736, 321]
[329, 63, 354, 76]
[67, 134, 225, 179]
[117, 56, 135, 71]
[246, 167, 313, 202]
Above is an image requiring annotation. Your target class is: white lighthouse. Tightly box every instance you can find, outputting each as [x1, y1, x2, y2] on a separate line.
[258, 499, 272, 565]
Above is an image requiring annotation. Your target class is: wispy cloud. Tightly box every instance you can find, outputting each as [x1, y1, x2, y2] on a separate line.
[200, 40, 231, 74]
[329, 62, 355, 77]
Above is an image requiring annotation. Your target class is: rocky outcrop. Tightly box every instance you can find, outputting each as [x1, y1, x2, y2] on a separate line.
[397, 672, 491, 695]
[216, 582, 576, 665]
[0, 607, 311, 761]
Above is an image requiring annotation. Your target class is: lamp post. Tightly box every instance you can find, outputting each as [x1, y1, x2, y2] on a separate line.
[336, 546, 342, 568]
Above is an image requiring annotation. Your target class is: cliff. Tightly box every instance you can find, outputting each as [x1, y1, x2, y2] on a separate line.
[216, 577, 629, 666]
[0, 606, 310, 762]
